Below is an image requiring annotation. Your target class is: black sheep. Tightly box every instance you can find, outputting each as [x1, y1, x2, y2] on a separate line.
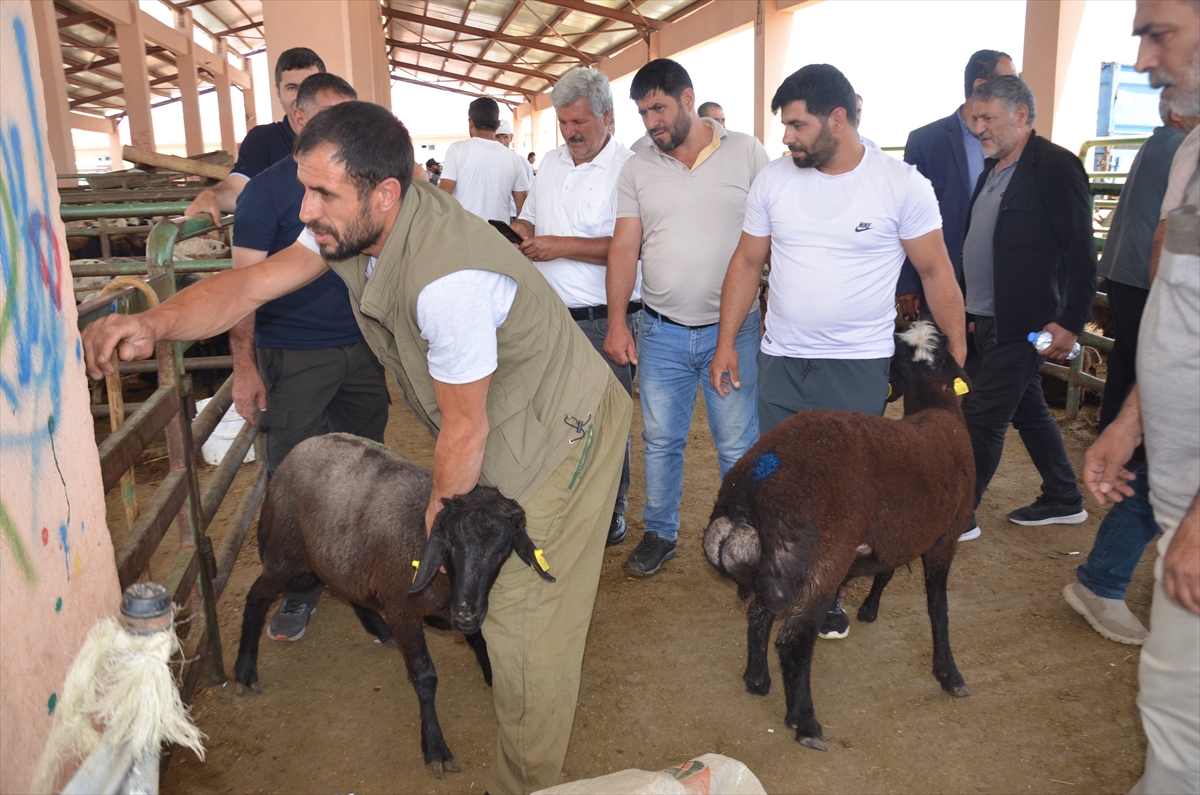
[233, 433, 553, 777]
[703, 321, 975, 750]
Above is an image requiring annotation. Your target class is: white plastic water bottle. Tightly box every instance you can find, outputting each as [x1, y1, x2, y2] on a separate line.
[1029, 331, 1081, 360]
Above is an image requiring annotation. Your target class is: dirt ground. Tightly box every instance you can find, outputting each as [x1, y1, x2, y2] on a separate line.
[151, 379, 1152, 795]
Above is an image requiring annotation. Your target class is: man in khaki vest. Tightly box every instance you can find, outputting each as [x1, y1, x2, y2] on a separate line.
[82, 101, 630, 795]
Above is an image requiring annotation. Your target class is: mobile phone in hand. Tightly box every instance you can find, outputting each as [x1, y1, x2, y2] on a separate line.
[488, 220, 524, 245]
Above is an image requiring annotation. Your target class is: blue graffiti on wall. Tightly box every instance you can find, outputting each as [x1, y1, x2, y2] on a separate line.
[1, 16, 73, 582]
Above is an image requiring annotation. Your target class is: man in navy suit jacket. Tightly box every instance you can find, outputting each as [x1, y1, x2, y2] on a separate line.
[896, 50, 1017, 318]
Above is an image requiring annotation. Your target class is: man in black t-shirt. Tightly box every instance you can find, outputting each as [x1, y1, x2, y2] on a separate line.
[184, 48, 325, 227]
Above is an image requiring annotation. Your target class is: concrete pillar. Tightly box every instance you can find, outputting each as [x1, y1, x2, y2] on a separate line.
[114, 1, 154, 150]
[214, 67, 237, 156]
[344, 0, 391, 109]
[29, 0, 75, 176]
[174, 10, 204, 156]
[529, 92, 555, 157]
[242, 54, 257, 129]
[648, 30, 662, 61]
[754, 0, 793, 154]
[1022, 0, 1086, 144]
[109, 127, 124, 169]
[262, 0, 389, 120]
[513, 114, 527, 154]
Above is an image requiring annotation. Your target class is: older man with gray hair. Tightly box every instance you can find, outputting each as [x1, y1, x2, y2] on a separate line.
[959, 74, 1097, 539]
[511, 66, 639, 546]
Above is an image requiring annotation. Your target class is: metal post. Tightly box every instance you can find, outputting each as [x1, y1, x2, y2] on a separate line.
[145, 222, 227, 685]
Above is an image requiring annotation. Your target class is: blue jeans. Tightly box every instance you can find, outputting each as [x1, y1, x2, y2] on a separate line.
[638, 309, 761, 542]
[1076, 464, 1160, 599]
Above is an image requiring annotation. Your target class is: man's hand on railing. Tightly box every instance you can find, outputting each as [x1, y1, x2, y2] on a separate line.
[82, 313, 159, 379]
[183, 188, 224, 230]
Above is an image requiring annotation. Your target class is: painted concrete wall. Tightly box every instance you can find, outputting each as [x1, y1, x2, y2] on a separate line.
[0, 2, 123, 792]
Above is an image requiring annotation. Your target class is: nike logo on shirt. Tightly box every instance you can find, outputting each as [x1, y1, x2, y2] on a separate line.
[855, 222, 872, 232]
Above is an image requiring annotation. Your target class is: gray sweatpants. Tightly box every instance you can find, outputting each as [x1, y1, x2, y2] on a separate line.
[757, 352, 891, 435]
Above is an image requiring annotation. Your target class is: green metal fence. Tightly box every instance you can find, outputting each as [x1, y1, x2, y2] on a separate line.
[77, 216, 265, 713]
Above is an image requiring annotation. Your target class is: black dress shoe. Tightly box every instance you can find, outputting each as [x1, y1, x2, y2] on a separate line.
[607, 513, 627, 546]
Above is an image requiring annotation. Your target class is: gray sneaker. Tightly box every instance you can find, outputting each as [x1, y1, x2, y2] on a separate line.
[268, 598, 316, 642]
[1063, 583, 1148, 645]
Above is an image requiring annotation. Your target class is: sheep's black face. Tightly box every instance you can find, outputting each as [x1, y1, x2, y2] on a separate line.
[409, 487, 552, 634]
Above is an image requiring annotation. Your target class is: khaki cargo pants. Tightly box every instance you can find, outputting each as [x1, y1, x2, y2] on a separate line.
[483, 374, 631, 794]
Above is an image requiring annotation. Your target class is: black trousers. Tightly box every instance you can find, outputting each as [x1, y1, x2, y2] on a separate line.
[258, 341, 390, 476]
[962, 316, 1082, 508]
[258, 341, 391, 606]
[1098, 280, 1150, 437]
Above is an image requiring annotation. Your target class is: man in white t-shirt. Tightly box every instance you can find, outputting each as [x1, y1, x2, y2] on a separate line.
[439, 96, 530, 221]
[511, 66, 639, 547]
[711, 63, 966, 639]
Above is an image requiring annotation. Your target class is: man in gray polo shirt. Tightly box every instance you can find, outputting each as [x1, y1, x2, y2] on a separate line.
[606, 59, 770, 577]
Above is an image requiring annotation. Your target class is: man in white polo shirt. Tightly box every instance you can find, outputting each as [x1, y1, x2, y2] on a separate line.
[711, 63, 966, 638]
[439, 96, 530, 221]
[512, 66, 639, 547]
[607, 59, 771, 578]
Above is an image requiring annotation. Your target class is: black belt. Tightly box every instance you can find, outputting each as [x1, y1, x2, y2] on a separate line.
[568, 301, 642, 322]
[644, 305, 717, 330]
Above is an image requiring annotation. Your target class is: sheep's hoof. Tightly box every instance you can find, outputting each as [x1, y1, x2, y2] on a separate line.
[798, 734, 830, 752]
[856, 604, 880, 623]
[235, 681, 261, 696]
[425, 758, 461, 778]
[744, 672, 771, 696]
[950, 684, 972, 698]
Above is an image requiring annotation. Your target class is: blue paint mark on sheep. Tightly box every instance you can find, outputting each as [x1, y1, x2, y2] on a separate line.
[752, 451, 780, 481]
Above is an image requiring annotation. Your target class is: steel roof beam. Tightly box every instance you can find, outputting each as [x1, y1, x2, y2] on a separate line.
[64, 46, 166, 74]
[389, 58, 534, 97]
[381, 7, 595, 63]
[538, 0, 663, 30]
[213, 19, 262, 37]
[386, 39, 555, 83]
[71, 74, 177, 107]
[392, 73, 521, 106]
[57, 11, 101, 28]
[467, 0, 526, 80]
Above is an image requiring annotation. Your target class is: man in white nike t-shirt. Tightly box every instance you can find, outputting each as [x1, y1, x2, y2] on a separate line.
[710, 64, 967, 639]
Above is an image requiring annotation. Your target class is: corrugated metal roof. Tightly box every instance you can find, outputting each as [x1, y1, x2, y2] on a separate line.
[58, 0, 709, 118]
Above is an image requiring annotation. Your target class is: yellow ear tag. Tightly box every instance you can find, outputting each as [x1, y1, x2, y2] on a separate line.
[533, 548, 550, 573]
[411, 560, 420, 583]
[886, 383, 892, 399]
[954, 377, 969, 396]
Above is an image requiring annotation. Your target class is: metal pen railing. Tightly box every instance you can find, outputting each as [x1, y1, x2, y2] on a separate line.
[79, 217, 267, 719]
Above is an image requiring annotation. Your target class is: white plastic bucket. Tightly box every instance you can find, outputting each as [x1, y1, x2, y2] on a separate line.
[196, 397, 255, 466]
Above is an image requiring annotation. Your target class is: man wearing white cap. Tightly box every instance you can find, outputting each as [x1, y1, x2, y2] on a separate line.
[497, 118, 535, 219]
[439, 96, 529, 221]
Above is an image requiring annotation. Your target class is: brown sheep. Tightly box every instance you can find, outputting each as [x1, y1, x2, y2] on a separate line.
[703, 321, 974, 750]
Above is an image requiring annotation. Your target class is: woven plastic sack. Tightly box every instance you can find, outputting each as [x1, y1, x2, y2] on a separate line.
[534, 754, 766, 795]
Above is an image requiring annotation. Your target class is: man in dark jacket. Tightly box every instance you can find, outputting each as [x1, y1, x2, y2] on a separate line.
[896, 49, 1016, 319]
[959, 75, 1098, 539]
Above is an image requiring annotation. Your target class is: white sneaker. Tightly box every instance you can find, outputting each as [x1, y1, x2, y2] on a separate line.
[1063, 583, 1148, 645]
[959, 524, 981, 542]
